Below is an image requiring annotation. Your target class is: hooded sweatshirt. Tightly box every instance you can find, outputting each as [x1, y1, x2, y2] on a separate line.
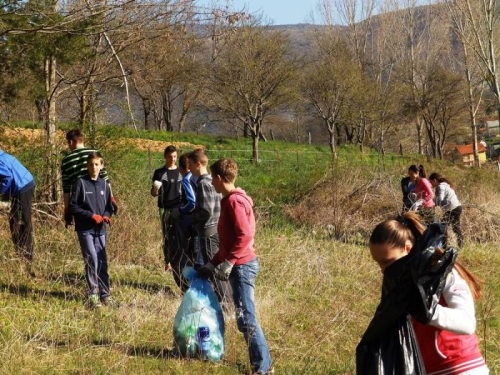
[211, 188, 257, 267]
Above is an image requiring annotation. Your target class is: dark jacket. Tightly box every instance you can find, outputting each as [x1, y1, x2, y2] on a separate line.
[188, 174, 221, 237]
[0, 150, 35, 198]
[401, 176, 414, 210]
[69, 175, 113, 232]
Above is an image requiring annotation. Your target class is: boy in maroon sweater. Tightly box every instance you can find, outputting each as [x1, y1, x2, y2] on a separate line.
[199, 159, 273, 375]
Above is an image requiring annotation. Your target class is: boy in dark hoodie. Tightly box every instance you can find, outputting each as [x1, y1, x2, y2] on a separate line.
[69, 152, 114, 308]
[199, 158, 273, 375]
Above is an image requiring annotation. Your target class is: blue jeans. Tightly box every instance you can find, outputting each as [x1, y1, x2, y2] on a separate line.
[77, 231, 110, 298]
[229, 258, 272, 374]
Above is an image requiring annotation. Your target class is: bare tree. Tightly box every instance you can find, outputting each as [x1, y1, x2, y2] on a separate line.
[302, 34, 362, 157]
[208, 24, 297, 161]
[448, 2, 485, 166]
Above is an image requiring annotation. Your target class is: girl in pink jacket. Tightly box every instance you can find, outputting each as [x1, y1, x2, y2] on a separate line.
[408, 164, 435, 224]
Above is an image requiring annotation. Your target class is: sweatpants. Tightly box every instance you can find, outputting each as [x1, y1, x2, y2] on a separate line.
[163, 208, 180, 266]
[9, 187, 34, 262]
[194, 233, 232, 306]
[77, 231, 110, 298]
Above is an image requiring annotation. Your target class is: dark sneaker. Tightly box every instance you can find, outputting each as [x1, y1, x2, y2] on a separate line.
[88, 294, 102, 309]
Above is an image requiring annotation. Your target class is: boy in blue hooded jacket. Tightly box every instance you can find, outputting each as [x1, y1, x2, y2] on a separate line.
[0, 149, 36, 262]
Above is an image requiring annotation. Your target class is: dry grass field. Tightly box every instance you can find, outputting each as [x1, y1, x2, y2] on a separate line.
[0, 127, 498, 374]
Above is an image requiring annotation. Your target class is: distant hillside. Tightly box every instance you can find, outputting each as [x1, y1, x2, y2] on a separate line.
[269, 3, 451, 56]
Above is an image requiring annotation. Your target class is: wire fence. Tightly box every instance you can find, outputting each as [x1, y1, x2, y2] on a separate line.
[142, 148, 437, 177]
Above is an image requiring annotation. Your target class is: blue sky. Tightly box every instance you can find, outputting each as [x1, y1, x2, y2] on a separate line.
[224, 0, 316, 25]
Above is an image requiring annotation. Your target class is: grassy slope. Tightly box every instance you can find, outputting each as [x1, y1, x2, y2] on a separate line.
[0, 126, 499, 374]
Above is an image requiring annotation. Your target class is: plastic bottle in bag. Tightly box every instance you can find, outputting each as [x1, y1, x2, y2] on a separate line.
[173, 266, 225, 361]
[198, 327, 210, 360]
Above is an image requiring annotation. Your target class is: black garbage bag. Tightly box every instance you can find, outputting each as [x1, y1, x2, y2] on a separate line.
[356, 314, 425, 375]
[356, 223, 457, 375]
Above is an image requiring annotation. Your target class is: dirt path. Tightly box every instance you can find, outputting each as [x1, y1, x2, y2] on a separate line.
[0, 127, 202, 153]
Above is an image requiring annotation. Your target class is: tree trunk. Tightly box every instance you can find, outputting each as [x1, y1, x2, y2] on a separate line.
[35, 99, 45, 122]
[327, 120, 337, 159]
[345, 124, 355, 143]
[44, 54, 59, 204]
[162, 91, 173, 132]
[178, 109, 188, 132]
[244, 122, 249, 138]
[416, 118, 424, 155]
[380, 131, 386, 155]
[329, 130, 337, 158]
[335, 123, 342, 145]
[462, 39, 480, 168]
[142, 97, 151, 130]
[252, 131, 259, 161]
[45, 55, 57, 148]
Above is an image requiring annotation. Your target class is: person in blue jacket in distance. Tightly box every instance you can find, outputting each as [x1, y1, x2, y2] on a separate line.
[0, 149, 36, 262]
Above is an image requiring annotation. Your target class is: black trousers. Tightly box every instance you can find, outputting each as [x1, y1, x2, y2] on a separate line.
[163, 209, 178, 266]
[9, 188, 34, 261]
[443, 206, 463, 248]
[170, 220, 196, 292]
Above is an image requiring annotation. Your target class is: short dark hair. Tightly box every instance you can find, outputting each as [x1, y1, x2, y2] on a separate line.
[66, 129, 84, 142]
[87, 151, 104, 164]
[179, 154, 189, 170]
[210, 158, 237, 183]
[187, 148, 208, 166]
[164, 145, 177, 156]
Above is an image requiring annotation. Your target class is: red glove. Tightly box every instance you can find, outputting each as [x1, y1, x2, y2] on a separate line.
[103, 216, 112, 225]
[111, 196, 119, 215]
[92, 214, 104, 224]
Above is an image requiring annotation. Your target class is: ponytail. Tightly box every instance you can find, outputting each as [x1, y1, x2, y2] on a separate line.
[419, 165, 427, 178]
[429, 172, 455, 190]
[408, 164, 427, 179]
[434, 248, 483, 299]
[370, 211, 425, 249]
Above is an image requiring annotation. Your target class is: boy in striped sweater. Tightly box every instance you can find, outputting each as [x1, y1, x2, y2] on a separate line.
[61, 129, 117, 227]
